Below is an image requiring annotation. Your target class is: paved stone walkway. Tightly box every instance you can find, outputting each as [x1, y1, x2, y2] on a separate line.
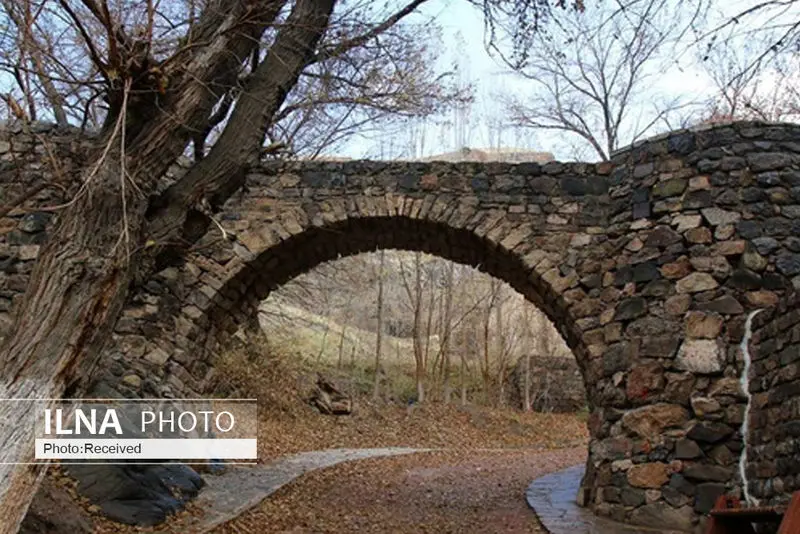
[183, 448, 430, 532]
[526, 465, 681, 534]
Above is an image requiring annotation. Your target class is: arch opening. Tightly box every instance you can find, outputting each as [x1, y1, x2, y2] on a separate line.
[202, 215, 592, 381]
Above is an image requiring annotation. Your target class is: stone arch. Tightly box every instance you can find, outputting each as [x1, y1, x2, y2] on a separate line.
[125, 198, 615, 527]
[133, 181, 606, 399]
[200, 215, 590, 379]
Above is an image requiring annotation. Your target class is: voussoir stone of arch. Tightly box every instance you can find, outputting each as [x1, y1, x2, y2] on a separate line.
[5, 120, 800, 531]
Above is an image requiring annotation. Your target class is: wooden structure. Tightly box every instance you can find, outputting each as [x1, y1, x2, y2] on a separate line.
[706, 492, 800, 534]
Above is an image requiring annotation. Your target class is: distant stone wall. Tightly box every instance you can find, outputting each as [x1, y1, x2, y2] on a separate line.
[509, 355, 586, 412]
[747, 293, 800, 506]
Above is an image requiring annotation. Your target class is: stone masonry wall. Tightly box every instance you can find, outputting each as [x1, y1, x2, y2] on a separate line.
[748, 294, 800, 506]
[0, 122, 85, 338]
[4, 120, 800, 531]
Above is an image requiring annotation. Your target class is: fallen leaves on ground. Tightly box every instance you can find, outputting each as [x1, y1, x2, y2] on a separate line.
[214, 447, 587, 534]
[55, 404, 589, 533]
[257, 402, 589, 460]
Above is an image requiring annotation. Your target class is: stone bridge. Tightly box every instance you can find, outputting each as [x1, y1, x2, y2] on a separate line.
[2, 121, 800, 531]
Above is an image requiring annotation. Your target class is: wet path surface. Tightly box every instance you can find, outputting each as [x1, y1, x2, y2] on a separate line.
[526, 464, 684, 534]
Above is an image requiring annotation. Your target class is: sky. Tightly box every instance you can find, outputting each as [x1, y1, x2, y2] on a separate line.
[336, 0, 800, 162]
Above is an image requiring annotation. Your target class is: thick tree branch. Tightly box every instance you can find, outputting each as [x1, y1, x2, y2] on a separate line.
[146, 0, 337, 249]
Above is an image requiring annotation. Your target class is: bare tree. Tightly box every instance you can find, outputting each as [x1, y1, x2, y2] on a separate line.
[531, 309, 557, 411]
[0, 0, 474, 526]
[505, 0, 703, 160]
[399, 252, 427, 402]
[699, 30, 800, 123]
[440, 262, 454, 403]
[521, 306, 534, 411]
[478, 278, 500, 402]
[372, 250, 385, 400]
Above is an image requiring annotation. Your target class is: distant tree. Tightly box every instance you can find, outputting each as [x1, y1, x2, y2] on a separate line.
[503, 0, 704, 160]
[399, 252, 427, 402]
[372, 250, 386, 399]
[440, 262, 454, 403]
[698, 31, 800, 123]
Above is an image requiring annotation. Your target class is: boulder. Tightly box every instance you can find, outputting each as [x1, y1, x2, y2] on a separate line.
[66, 463, 204, 526]
[709, 377, 744, 399]
[626, 362, 665, 402]
[675, 438, 702, 460]
[685, 312, 723, 339]
[701, 207, 741, 227]
[664, 373, 696, 405]
[697, 296, 744, 315]
[310, 375, 353, 415]
[687, 421, 734, 444]
[676, 272, 719, 294]
[21, 476, 93, 533]
[690, 396, 722, 418]
[615, 297, 648, 321]
[682, 463, 733, 482]
[621, 487, 646, 506]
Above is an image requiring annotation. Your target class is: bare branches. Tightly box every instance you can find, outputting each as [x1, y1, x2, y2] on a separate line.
[270, 20, 470, 157]
[473, 0, 585, 71]
[56, 0, 108, 78]
[1, 0, 68, 124]
[504, 0, 698, 160]
[698, 27, 800, 123]
[311, 0, 431, 64]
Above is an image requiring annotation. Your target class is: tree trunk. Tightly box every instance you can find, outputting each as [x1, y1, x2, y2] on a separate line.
[441, 262, 454, 403]
[496, 300, 506, 407]
[460, 353, 467, 405]
[146, 0, 336, 246]
[522, 307, 532, 411]
[460, 329, 468, 406]
[481, 301, 492, 403]
[416, 365, 426, 403]
[0, 146, 145, 532]
[372, 250, 385, 400]
[0, 1, 335, 529]
[337, 323, 347, 369]
[524, 352, 532, 412]
[316, 321, 330, 363]
[412, 253, 425, 402]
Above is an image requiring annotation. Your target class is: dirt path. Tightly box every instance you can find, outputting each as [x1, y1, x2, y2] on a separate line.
[214, 447, 586, 534]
